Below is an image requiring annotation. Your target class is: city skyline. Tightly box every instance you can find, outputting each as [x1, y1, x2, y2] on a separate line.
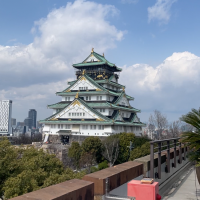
[0, 0, 200, 122]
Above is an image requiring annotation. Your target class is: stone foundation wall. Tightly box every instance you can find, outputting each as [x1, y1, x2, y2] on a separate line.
[47, 134, 107, 145]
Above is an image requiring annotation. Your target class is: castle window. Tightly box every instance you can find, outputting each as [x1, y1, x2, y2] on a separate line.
[58, 124, 60, 128]
[65, 125, 70, 129]
[68, 97, 70, 101]
[69, 113, 71, 116]
[86, 96, 88, 100]
[83, 113, 85, 116]
[77, 113, 79, 116]
[80, 113, 82, 116]
[61, 124, 63, 129]
[94, 125, 96, 130]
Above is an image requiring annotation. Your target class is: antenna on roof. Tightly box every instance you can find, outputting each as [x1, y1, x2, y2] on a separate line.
[103, 53, 104, 57]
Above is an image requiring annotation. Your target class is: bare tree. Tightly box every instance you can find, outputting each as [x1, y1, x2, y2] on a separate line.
[80, 152, 96, 173]
[102, 137, 119, 167]
[169, 120, 182, 138]
[149, 110, 168, 140]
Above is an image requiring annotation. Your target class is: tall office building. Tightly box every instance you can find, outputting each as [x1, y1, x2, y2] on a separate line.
[24, 117, 32, 129]
[28, 109, 37, 129]
[0, 100, 12, 135]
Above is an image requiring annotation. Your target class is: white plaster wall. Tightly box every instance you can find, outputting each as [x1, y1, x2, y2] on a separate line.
[71, 79, 98, 91]
[60, 107, 96, 119]
[43, 124, 114, 136]
[118, 96, 130, 107]
[120, 111, 131, 118]
[62, 96, 76, 101]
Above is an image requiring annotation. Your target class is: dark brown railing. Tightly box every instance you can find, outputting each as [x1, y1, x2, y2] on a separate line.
[150, 138, 187, 179]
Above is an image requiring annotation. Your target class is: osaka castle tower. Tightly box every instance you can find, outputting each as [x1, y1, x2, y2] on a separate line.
[40, 49, 145, 143]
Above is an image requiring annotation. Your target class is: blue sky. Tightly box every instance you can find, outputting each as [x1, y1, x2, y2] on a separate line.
[0, 0, 200, 124]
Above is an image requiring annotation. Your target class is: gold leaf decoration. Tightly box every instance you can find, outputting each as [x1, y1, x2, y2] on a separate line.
[51, 117, 58, 121]
[71, 100, 81, 106]
[80, 76, 86, 81]
[96, 118, 104, 121]
[75, 92, 79, 99]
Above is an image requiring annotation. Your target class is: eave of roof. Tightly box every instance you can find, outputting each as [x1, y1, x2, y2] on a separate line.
[95, 79, 125, 88]
[40, 120, 113, 124]
[72, 51, 122, 71]
[47, 101, 140, 113]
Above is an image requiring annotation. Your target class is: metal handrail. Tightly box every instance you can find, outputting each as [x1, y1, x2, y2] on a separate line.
[150, 137, 186, 179]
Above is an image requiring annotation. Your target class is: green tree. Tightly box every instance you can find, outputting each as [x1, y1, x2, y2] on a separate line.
[98, 160, 108, 170]
[115, 132, 136, 163]
[68, 142, 81, 169]
[180, 108, 200, 164]
[0, 138, 85, 199]
[129, 142, 150, 161]
[81, 136, 102, 163]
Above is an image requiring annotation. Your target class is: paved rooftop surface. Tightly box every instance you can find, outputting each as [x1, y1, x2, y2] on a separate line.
[164, 167, 200, 200]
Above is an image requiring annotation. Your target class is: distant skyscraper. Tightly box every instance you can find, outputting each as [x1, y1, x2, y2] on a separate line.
[28, 109, 37, 128]
[24, 117, 32, 129]
[11, 118, 16, 126]
[0, 100, 12, 135]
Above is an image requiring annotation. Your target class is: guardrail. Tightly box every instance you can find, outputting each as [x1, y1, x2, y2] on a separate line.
[150, 137, 187, 179]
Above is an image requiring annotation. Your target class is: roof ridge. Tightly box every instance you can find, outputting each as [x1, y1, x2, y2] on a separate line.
[77, 98, 111, 121]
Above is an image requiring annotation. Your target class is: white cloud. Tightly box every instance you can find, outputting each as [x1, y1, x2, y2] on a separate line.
[148, 0, 177, 24]
[0, 0, 124, 121]
[120, 51, 200, 121]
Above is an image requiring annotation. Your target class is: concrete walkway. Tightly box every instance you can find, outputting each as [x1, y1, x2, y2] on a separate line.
[165, 168, 200, 200]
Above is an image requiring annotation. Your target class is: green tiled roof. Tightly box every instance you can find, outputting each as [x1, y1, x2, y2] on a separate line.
[95, 79, 125, 88]
[48, 103, 69, 109]
[48, 101, 140, 112]
[73, 51, 122, 72]
[68, 80, 76, 85]
[114, 121, 146, 126]
[107, 103, 140, 112]
[40, 120, 113, 125]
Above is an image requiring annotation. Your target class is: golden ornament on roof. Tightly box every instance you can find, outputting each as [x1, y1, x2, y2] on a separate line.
[82, 69, 86, 75]
[91, 48, 94, 53]
[75, 92, 79, 99]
